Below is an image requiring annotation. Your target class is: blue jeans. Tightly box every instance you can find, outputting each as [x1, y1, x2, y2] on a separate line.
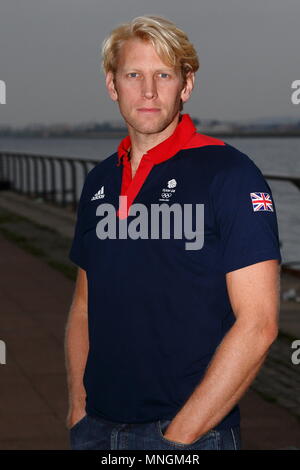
[69, 414, 241, 450]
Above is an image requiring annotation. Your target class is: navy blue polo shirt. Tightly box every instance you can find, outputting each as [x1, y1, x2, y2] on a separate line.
[69, 113, 282, 430]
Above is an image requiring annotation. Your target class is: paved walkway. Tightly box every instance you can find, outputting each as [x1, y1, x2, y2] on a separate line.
[0, 233, 300, 450]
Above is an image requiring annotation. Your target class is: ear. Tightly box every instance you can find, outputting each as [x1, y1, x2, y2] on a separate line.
[106, 71, 118, 102]
[180, 71, 195, 104]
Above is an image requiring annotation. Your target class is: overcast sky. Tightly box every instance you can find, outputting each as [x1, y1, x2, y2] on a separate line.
[0, 0, 299, 126]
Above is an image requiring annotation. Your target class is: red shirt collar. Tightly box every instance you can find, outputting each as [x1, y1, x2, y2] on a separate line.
[117, 113, 197, 166]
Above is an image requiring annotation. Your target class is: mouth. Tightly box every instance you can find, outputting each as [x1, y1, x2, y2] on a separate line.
[137, 108, 161, 113]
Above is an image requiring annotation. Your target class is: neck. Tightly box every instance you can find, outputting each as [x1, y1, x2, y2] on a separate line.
[127, 113, 181, 166]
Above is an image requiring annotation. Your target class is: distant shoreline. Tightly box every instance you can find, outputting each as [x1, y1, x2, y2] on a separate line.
[1, 130, 300, 139]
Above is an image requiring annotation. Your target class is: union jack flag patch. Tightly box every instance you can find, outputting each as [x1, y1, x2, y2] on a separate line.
[250, 192, 274, 212]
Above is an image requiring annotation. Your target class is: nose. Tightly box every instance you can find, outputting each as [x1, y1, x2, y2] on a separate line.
[141, 76, 158, 99]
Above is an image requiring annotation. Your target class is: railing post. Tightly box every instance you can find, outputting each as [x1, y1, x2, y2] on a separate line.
[49, 158, 56, 204]
[39, 156, 48, 201]
[68, 159, 77, 211]
[58, 159, 67, 207]
[0, 153, 11, 190]
[33, 155, 39, 197]
[26, 157, 31, 196]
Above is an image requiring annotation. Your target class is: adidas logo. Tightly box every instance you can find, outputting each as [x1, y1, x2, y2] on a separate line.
[91, 186, 105, 201]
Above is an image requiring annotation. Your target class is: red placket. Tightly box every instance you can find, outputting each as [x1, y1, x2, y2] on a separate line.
[117, 151, 155, 219]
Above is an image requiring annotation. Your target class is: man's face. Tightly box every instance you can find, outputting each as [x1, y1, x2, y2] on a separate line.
[106, 38, 194, 135]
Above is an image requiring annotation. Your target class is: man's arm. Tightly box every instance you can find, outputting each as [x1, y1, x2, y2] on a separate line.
[164, 259, 281, 444]
[64, 267, 89, 429]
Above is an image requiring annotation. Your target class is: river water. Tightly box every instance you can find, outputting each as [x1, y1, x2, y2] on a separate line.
[0, 136, 299, 265]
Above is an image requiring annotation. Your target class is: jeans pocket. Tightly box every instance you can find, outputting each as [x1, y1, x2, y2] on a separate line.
[156, 419, 218, 450]
[231, 426, 241, 450]
[69, 414, 88, 433]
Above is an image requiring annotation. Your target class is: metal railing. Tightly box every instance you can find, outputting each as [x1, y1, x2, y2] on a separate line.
[0, 151, 99, 211]
[0, 151, 300, 273]
[263, 174, 300, 190]
[1, 151, 300, 209]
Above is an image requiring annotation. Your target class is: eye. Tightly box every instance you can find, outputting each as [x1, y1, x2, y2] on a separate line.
[127, 72, 140, 78]
[158, 73, 170, 78]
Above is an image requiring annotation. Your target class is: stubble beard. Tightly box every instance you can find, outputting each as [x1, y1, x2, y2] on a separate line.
[120, 100, 182, 136]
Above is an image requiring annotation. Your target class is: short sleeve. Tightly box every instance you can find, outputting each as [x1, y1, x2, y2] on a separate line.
[211, 155, 282, 274]
[69, 180, 88, 271]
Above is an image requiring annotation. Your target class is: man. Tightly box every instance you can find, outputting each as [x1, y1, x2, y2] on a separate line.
[64, 15, 282, 450]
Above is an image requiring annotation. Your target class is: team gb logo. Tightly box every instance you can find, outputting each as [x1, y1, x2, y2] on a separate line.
[167, 179, 177, 188]
[159, 178, 177, 202]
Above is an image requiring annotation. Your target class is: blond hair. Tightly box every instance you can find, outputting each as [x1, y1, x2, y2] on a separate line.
[101, 15, 199, 82]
